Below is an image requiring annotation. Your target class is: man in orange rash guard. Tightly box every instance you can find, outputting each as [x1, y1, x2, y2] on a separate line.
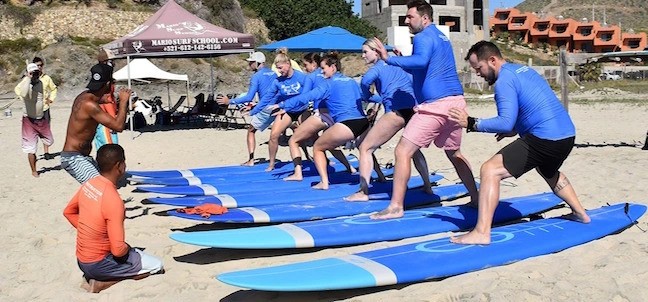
[64, 144, 163, 293]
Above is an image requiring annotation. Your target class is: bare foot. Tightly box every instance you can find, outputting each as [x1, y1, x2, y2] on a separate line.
[344, 191, 369, 202]
[450, 230, 491, 245]
[422, 185, 434, 195]
[87, 279, 120, 293]
[370, 206, 403, 220]
[32, 171, 39, 178]
[311, 182, 329, 190]
[240, 160, 254, 166]
[564, 211, 591, 223]
[348, 167, 357, 174]
[264, 164, 275, 172]
[80, 278, 91, 291]
[283, 174, 303, 181]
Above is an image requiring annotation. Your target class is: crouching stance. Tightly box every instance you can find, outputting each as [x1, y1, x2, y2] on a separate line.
[449, 41, 590, 245]
[64, 144, 163, 292]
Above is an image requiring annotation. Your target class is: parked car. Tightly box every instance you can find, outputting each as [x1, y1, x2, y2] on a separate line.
[600, 71, 621, 80]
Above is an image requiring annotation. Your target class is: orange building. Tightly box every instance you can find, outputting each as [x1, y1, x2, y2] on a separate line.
[490, 8, 647, 53]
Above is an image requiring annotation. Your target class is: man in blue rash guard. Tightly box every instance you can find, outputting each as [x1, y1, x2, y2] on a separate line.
[217, 52, 277, 166]
[448, 41, 591, 245]
[369, 0, 479, 219]
[272, 53, 369, 190]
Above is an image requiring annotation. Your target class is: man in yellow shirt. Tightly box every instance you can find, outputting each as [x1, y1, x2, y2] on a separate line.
[33, 57, 58, 160]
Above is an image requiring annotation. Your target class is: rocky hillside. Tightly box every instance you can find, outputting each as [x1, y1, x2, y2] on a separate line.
[517, 0, 648, 32]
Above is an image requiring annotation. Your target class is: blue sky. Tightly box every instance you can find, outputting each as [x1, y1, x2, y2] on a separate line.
[352, 0, 525, 16]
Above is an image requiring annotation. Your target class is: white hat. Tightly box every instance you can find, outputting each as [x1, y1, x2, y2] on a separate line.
[246, 52, 266, 63]
[27, 63, 39, 73]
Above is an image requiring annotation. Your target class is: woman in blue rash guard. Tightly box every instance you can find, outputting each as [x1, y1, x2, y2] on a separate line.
[271, 52, 369, 190]
[345, 39, 434, 201]
[259, 48, 312, 171]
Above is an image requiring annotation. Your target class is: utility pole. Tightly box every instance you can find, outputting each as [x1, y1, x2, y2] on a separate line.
[559, 48, 569, 112]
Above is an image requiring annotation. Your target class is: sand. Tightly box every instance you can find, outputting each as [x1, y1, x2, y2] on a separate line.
[1, 94, 647, 301]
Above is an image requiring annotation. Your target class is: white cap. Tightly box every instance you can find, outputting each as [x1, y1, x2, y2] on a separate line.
[246, 51, 266, 63]
[27, 63, 39, 73]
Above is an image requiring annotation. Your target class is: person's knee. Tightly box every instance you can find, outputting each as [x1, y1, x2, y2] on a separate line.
[394, 143, 416, 159]
[480, 159, 503, 179]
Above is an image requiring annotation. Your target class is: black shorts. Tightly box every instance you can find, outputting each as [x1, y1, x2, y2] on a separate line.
[286, 110, 306, 122]
[394, 108, 415, 124]
[340, 117, 370, 137]
[498, 134, 575, 179]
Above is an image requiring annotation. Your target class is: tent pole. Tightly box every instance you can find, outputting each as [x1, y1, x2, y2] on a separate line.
[127, 55, 134, 140]
[210, 55, 214, 97]
[167, 82, 171, 108]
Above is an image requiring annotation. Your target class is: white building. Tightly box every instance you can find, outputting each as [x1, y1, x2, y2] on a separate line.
[361, 0, 490, 70]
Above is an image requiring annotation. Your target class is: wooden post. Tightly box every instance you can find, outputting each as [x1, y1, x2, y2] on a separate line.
[559, 48, 569, 112]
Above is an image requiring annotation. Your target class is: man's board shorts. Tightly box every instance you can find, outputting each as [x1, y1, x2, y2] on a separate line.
[78, 248, 163, 281]
[60, 151, 100, 184]
[402, 95, 465, 150]
[340, 117, 370, 138]
[250, 106, 276, 131]
[93, 124, 119, 150]
[43, 108, 51, 122]
[499, 134, 575, 179]
[22, 116, 53, 154]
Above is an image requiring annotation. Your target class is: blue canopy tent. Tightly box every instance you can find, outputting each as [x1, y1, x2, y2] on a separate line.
[258, 26, 393, 53]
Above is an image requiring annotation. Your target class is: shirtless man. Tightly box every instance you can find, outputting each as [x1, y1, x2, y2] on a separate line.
[61, 63, 130, 183]
[448, 41, 590, 245]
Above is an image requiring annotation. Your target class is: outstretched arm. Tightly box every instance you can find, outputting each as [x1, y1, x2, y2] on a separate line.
[385, 34, 433, 70]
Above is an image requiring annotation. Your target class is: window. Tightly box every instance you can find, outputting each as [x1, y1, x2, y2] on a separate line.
[389, 0, 408, 5]
[439, 16, 461, 32]
[497, 13, 509, 20]
[579, 27, 592, 36]
[600, 33, 613, 41]
[511, 17, 526, 26]
[429, 0, 447, 4]
[537, 23, 548, 31]
[398, 16, 407, 26]
[555, 25, 567, 33]
[627, 39, 641, 48]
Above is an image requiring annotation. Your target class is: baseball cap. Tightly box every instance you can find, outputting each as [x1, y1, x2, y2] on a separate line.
[246, 52, 266, 63]
[86, 63, 114, 91]
[27, 63, 39, 73]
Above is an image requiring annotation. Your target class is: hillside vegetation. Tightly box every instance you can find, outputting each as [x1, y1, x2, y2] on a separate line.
[517, 0, 648, 32]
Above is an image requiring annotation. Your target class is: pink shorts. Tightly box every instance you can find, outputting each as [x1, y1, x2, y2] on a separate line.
[22, 116, 53, 154]
[402, 95, 465, 150]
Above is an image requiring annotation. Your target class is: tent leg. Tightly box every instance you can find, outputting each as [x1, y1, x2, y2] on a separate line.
[127, 55, 134, 140]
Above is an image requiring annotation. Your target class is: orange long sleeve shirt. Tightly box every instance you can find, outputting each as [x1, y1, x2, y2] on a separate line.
[63, 176, 129, 263]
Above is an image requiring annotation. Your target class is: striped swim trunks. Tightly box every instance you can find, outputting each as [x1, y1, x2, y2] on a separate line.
[61, 151, 100, 184]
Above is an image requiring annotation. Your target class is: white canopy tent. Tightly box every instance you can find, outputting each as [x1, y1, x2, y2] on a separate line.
[113, 58, 190, 108]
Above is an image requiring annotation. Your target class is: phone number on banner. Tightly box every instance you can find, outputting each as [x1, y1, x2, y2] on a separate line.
[163, 44, 223, 52]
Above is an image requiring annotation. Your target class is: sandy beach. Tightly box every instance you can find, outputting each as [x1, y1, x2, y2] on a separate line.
[1, 92, 647, 301]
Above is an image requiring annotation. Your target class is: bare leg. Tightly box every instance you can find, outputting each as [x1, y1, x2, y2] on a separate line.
[28, 153, 38, 177]
[329, 149, 356, 173]
[284, 116, 326, 181]
[412, 150, 432, 194]
[347, 112, 404, 202]
[241, 127, 256, 166]
[371, 137, 418, 219]
[311, 123, 356, 190]
[450, 154, 509, 245]
[266, 114, 292, 172]
[542, 171, 590, 223]
[445, 149, 479, 205]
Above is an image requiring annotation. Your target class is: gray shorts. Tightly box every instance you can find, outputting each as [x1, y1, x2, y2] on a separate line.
[60, 151, 100, 184]
[250, 106, 276, 131]
[78, 248, 163, 281]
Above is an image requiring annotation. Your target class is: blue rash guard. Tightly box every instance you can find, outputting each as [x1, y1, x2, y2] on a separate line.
[281, 73, 365, 123]
[361, 60, 416, 112]
[229, 67, 277, 106]
[385, 25, 463, 103]
[477, 63, 575, 140]
[255, 70, 311, 115]
[307, 68, 328, 109]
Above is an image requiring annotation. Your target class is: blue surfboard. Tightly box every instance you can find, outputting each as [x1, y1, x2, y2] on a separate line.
[136, 167, 393, 196]
[167, 183, 470, 223]
[129, 157, 361, 186]
[170, 192, 562, 249]
[217, 203, 646, 291]
[147, 174, 443, 208]
[128, 155, 357, 179]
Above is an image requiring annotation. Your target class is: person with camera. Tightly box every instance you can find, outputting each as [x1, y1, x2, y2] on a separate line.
[32, 57, 58, 160]
[61, 63, 131, 184]
[15, 63, 54, 177]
